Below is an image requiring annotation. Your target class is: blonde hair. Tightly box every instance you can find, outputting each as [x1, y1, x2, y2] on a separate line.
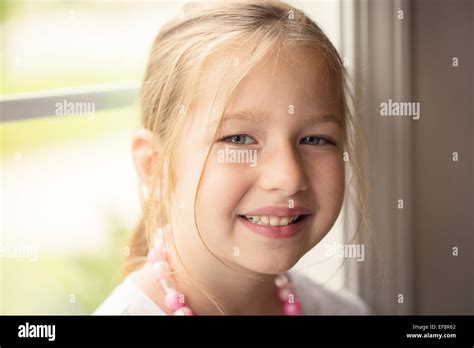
[124, 0, 370, 314]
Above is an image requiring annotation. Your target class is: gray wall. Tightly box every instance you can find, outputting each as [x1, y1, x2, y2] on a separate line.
[412, 0, 473, 314]
[352, 0, 473, 314]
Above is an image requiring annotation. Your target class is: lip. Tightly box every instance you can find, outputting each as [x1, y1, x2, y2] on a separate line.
[238, 215, 310, 239]
[242, 206, 312, 217]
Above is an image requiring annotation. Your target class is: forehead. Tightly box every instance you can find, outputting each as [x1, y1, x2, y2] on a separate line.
[190, 45, 340, 127]
[231, 48, 338, 112]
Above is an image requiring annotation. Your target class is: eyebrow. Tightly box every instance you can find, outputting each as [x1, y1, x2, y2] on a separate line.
[212, 109, 343, 128]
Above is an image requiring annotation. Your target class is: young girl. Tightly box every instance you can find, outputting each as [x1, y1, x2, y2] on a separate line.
[95, 0, 370, 315]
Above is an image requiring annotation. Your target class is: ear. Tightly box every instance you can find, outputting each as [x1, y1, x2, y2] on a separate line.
[131, 129, 158, 188]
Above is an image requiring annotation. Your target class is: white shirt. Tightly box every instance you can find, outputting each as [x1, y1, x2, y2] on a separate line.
[94, 271, 371, 315]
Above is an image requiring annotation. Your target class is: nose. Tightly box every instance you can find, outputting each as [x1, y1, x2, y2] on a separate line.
[258, 141, 309, 196]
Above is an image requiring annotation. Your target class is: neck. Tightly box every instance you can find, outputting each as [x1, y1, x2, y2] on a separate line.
[166, 235, 283, 315]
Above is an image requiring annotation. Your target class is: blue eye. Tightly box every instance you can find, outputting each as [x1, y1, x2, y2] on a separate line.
[220, 134, 256, 145]
[300, 136, 335, 146]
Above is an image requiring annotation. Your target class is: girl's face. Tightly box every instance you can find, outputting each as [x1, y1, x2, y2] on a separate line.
[171, 48, 345, 274]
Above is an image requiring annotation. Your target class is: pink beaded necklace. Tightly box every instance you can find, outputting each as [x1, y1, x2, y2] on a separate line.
[146, 231, 303, 316]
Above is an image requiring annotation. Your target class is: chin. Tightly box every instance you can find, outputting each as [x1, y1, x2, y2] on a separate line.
[241, 253, 302, 275]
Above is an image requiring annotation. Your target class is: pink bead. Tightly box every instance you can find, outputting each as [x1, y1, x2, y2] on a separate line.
[283, 300, 302, 315]
[147, 248, 157, 264]
[277, 286, 295, 302]
[174, 306, 193, 315]
[164, 291, 184, 310]
[152, 261, 170, 280]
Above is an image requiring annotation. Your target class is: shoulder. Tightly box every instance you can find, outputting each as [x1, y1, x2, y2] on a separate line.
[93, 273, 165, 315]
[290, 271, 371, 315]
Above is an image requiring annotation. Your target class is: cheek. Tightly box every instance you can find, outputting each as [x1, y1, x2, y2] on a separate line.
[190, 161, 253, 255]
[303, 154, 345, 249]
[198, 161, 252, 222]
[309, 154, 345, 212]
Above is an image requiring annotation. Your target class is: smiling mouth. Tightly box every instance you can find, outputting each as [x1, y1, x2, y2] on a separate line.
[238, 214, 306, 227]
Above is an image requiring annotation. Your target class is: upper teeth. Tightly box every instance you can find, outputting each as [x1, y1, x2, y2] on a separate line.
[244, 215, 300, 226]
